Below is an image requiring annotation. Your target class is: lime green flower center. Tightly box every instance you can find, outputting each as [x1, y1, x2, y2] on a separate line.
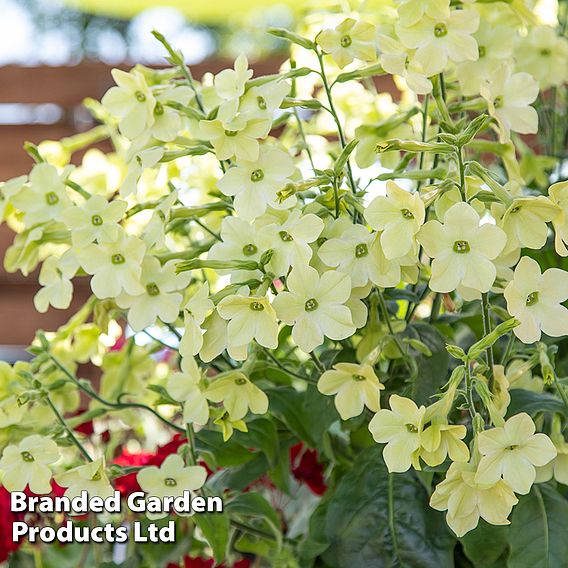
[352, 374, 366, 382]
[434, 23, 448, 37]
[406, 423, 419, 433]
[340, 34, 352, 48]
[317, 236, 328, 247]
[510, 205, 522, 213]
[135, 90, 146, 102]
[401, 208, 414, 219]
[111, 253, 126, 265]
[540, 48, 551, 56]
[478, 45, 486, 58]
[234, 377, 247, 386]
[21, 451, 34, 462]
[305, 298, 319, 312]
[146, 282, 160, 296]
[257, 96, 267, 110]
[279, 230, 293, 242]
[242, 243, 258, 256]
[494, 96, 504, 109]
[91, 214, 103, 226]
[224, 130, 239, 137]
[507, 444, 518, 451]
[453, 240, 470, 254]
[154, 102, 164, 116]
[250, 301, 265, 311]
[251, 169, 264, 182]
[45, 191, 59, 205]
[526, 291, 539, 306]
[92, 471, 102, 481]
[355, 243, 369, 258]
[164, 477, 177, 487]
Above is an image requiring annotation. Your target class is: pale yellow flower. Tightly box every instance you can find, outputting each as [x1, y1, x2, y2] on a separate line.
[368, 395, 425, 472]
[475, 413, 556, 494]
[0, 435, 60, 494]
[317, 18, 377, 68]
[318, 362, 384, 420]
[57, 457, 114, 501]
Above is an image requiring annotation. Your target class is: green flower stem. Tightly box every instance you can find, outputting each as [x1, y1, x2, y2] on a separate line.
[185, 422, 197, 466]
[481, 293, 496, 392]
[464, 362, 477, 420]
[190, 217, 222, 241]
[259, 346, 317, 384]
[45, 395, 93, 462]
[315, 48, 357, 196]
[309, 351, 326, 373]
[65, 179, 92, 200]
[46, 353, 185, 433]
[553, 374, 568, 416]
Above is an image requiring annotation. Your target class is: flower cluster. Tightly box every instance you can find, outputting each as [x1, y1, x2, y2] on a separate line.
[1, 0, 568, 562]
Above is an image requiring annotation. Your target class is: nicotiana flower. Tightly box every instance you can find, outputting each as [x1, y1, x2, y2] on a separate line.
[199, 118, 270, 162]
[395, 0, 449, 27]
[377, 35, 432, 95]
[217, 294, 279, 350]
[208, 217, 263, 282]
[318, 224, 397, 288]
[317, 18, 377, 69]
[480, 64, 539, 143]
[217, 145, 296, 220]
[0, 435, 60, 494]
[548, 181, 568, 256]
[0, 175, 26, 220]
[137, 454, 207, 519]
[365, 181, 425, 260]
[167, 356, 209, 426]
[101, 69, 156, 139]
[475, 412, 557, 494]
[496, 196, 558, 254]
[120, 146, 164, 197]
[11, 163, 72, 226]
[273, 265, 355, 353]
[431, 460, 518, 537]
[318, 362, 384, 420]
[455, 21, 514, 96]
[57, 457, 114, 501]
[199, 310, 248, 363]
[204, 372, 268, 421]
[78, 233, 146, 299]
[34, 251, 78, 313]
[142, 85, 193, 143]
[535, 416, 568, 486]
[420, 422, 469, 467]
[515, 26, 568, 89]
[504, 256, 568, 343]
[417, 201, 506, 293]
[179, 283, 214, 358]
[215, 54, 254, 123]
[62, 195, 127, 248]
[116, 257, 190, 332]
[258, 210, 324, 277]
[238, 80, 290, 123]
[396, 9, 479, 76]
[369, 395, 425, 473]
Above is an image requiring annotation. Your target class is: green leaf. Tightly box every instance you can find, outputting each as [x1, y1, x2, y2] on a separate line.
[195, 430, 256, 468]
[193, 511, 231, 564]
[281, 97, 322, 110]
[404, 323, 450, 406]
[508, 484, 568, 568]
[226, 492, 282, 548]
[314, 446, 455, 567]
[235, 418, 279, 467]
[460, 521, 509, 568]
[506, 389, 566, 418]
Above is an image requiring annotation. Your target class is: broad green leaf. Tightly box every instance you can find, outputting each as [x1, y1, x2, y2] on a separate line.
[508, 484, 568, 568]
[506, 389, 566, 418]
[237, 418, 279, 467]
[460, 521, 509, 568]
[308, 446, 455, 567]
[404, 323, 450, 406]
[193, 511, 231, 564]
[196, 430, 256, 468]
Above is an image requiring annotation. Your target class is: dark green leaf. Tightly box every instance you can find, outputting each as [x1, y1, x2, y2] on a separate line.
[314, 446, 455, 567]
[460, 520, 509, 568]
[508, 484, 568, 568]
[193, 511, 231, 564]
[235, 418, 279, 467]
[506, 389, 566, 418]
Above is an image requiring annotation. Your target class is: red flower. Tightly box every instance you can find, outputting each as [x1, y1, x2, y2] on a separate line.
[290, 443, 327, 495]
[0, 487, 24, 562]
[114, 450, 154, 496]
[166, 557, 251, 568]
